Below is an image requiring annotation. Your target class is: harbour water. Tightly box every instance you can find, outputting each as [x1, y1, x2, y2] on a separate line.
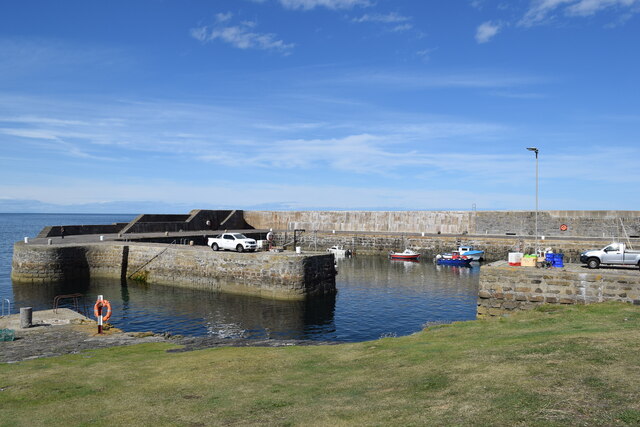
[0, 213, 480, 342]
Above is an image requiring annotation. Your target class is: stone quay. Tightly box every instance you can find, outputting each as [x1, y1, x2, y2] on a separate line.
[478, 261, 640, 317]
[11, 241, 337, 300]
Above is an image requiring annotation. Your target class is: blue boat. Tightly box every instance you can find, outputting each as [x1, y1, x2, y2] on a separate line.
[435, 251, 473, 266]
[436, 257, 473, 266]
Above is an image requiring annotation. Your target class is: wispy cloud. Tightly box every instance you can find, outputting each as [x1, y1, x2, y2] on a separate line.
[519, 0, 640, 26]
[0, 38, 128, 77]
[352, 12, 416, 33]
[191, 13, 294, 54]
[278, 0, 371, 10]
[328, 70, 544, 89]
[353, 12, 411, 24]
[475, 21, 501, 43]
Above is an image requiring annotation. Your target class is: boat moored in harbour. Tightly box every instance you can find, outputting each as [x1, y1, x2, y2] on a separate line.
[435, 251, 473, 266]
[327, 245, 352, 257]
[457, 246, 484, 261]
[389, 249, 421, 261]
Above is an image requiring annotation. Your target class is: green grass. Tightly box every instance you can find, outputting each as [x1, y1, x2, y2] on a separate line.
[2, 302, 640, 426]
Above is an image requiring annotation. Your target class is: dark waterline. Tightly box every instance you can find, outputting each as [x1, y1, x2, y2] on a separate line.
[1, 213, 480, 342]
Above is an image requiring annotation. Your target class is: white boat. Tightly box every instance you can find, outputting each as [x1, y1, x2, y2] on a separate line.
[436, 246, 484, 262]
[457, 246, 484, 261]
[389, 249, 421, 261]
[327, 245, 351, 257]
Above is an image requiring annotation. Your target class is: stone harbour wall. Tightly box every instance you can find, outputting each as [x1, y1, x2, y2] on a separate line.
[478, 261, 640, 317]
[11, 242, 336, 300]
[246, 211, 475, 235]
[245, 210, 640, 239]
[272, 231, 608, 262]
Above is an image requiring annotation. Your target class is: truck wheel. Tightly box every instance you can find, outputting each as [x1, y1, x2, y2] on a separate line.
[212, 243, 219, 251]
[236, 244, 244, 253]
[587, 258, 600, 269]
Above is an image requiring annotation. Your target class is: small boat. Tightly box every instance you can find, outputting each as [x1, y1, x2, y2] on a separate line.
[389, 249, 421, 261]
[457, 245, 484, 261]
[327, 245, 351, 257]
[435, 251, 473, 266]
[437, 246, 484, 262]
[436, 257, 473, 266]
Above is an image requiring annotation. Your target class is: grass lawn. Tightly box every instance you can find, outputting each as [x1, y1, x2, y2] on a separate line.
[2, 302, 640, 426]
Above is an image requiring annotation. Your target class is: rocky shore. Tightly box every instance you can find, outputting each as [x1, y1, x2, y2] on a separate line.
[0, 309, 331, 364]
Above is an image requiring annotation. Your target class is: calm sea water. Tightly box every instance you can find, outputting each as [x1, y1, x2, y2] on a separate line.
[0, 213, 480, 342]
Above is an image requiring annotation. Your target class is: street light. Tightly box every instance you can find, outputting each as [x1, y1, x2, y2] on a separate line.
[526, 147, 539, 256]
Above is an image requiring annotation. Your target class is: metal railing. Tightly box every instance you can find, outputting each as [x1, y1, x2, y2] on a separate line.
[1, 298, 11, 317]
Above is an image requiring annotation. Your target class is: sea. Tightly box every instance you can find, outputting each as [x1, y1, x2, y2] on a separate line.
[0, 213, 480, 342]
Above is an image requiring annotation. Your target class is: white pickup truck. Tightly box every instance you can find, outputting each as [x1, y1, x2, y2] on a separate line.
[580, 243, 640, 269]
[207, 233, 257, 253]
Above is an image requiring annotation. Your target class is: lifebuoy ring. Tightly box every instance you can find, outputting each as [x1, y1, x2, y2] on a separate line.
[94, 299, 112, 322]
[560, 224, 568, 231]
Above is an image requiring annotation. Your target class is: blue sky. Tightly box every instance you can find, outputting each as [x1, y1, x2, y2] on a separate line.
[1, 0, 639, 213]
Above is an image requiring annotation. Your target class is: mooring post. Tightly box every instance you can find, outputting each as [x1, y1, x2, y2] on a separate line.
[96, 295, 103, 334]
[20, 307, 32, 328]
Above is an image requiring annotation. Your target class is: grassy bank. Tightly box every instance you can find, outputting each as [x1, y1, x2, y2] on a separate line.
[2, 303, 640, 426]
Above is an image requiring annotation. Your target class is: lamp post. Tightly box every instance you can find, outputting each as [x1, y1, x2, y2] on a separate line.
[526, 147, 539, 255]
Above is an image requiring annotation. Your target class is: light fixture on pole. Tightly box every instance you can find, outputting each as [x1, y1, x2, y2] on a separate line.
[526, 147, 539, 256]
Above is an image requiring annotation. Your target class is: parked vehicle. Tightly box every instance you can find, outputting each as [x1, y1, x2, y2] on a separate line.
[580, 243, 640, 269]
[208, 233, 257, 253]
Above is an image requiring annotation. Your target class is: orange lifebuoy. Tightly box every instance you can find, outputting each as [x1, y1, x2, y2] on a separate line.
[94, 299, 112, 322]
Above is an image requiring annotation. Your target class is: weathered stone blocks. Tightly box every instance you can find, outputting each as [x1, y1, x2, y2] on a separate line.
[12, 242, 336, 300]
[478, 261, 640, 317]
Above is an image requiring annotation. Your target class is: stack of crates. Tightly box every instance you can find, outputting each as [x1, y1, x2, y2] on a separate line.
[545, 253, 564, 268]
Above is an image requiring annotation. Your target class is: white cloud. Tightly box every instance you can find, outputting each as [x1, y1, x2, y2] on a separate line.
[215, 12, 233, 23]
[278, 0, 371, 10]
[190, 16, 294, 54]
[353, 12, 411, 23]
[567, 0, 640, 16]
[330, 70, 543, 89]
[475, 21, 501, 43]
[520, 0, 640, 26]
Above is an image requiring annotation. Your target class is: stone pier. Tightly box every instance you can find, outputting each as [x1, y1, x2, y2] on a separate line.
[11, 242, 336, 300]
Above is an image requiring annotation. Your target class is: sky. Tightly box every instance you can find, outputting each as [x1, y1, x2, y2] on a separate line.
[0, 0, 639, 213]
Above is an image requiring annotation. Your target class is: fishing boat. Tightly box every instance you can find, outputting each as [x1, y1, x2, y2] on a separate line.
[435, 251, 473, 266]
[437, 246, 484, 261]
[389, 249, 421, 261]
[457, 245, 484, 261]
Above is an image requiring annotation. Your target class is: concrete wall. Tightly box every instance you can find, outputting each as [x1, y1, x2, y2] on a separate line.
[244, 210, 640, 238]
[11, 242, 336, 300]
[119, 210, 252, 234]
[37, 224, 128, 238]
[477, 261, 640, 317]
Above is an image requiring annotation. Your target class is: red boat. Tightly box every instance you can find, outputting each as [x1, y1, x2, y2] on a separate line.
[389, 249, 421, 261]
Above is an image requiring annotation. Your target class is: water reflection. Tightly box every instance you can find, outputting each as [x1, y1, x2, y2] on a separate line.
[11, 255, 479, 342]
